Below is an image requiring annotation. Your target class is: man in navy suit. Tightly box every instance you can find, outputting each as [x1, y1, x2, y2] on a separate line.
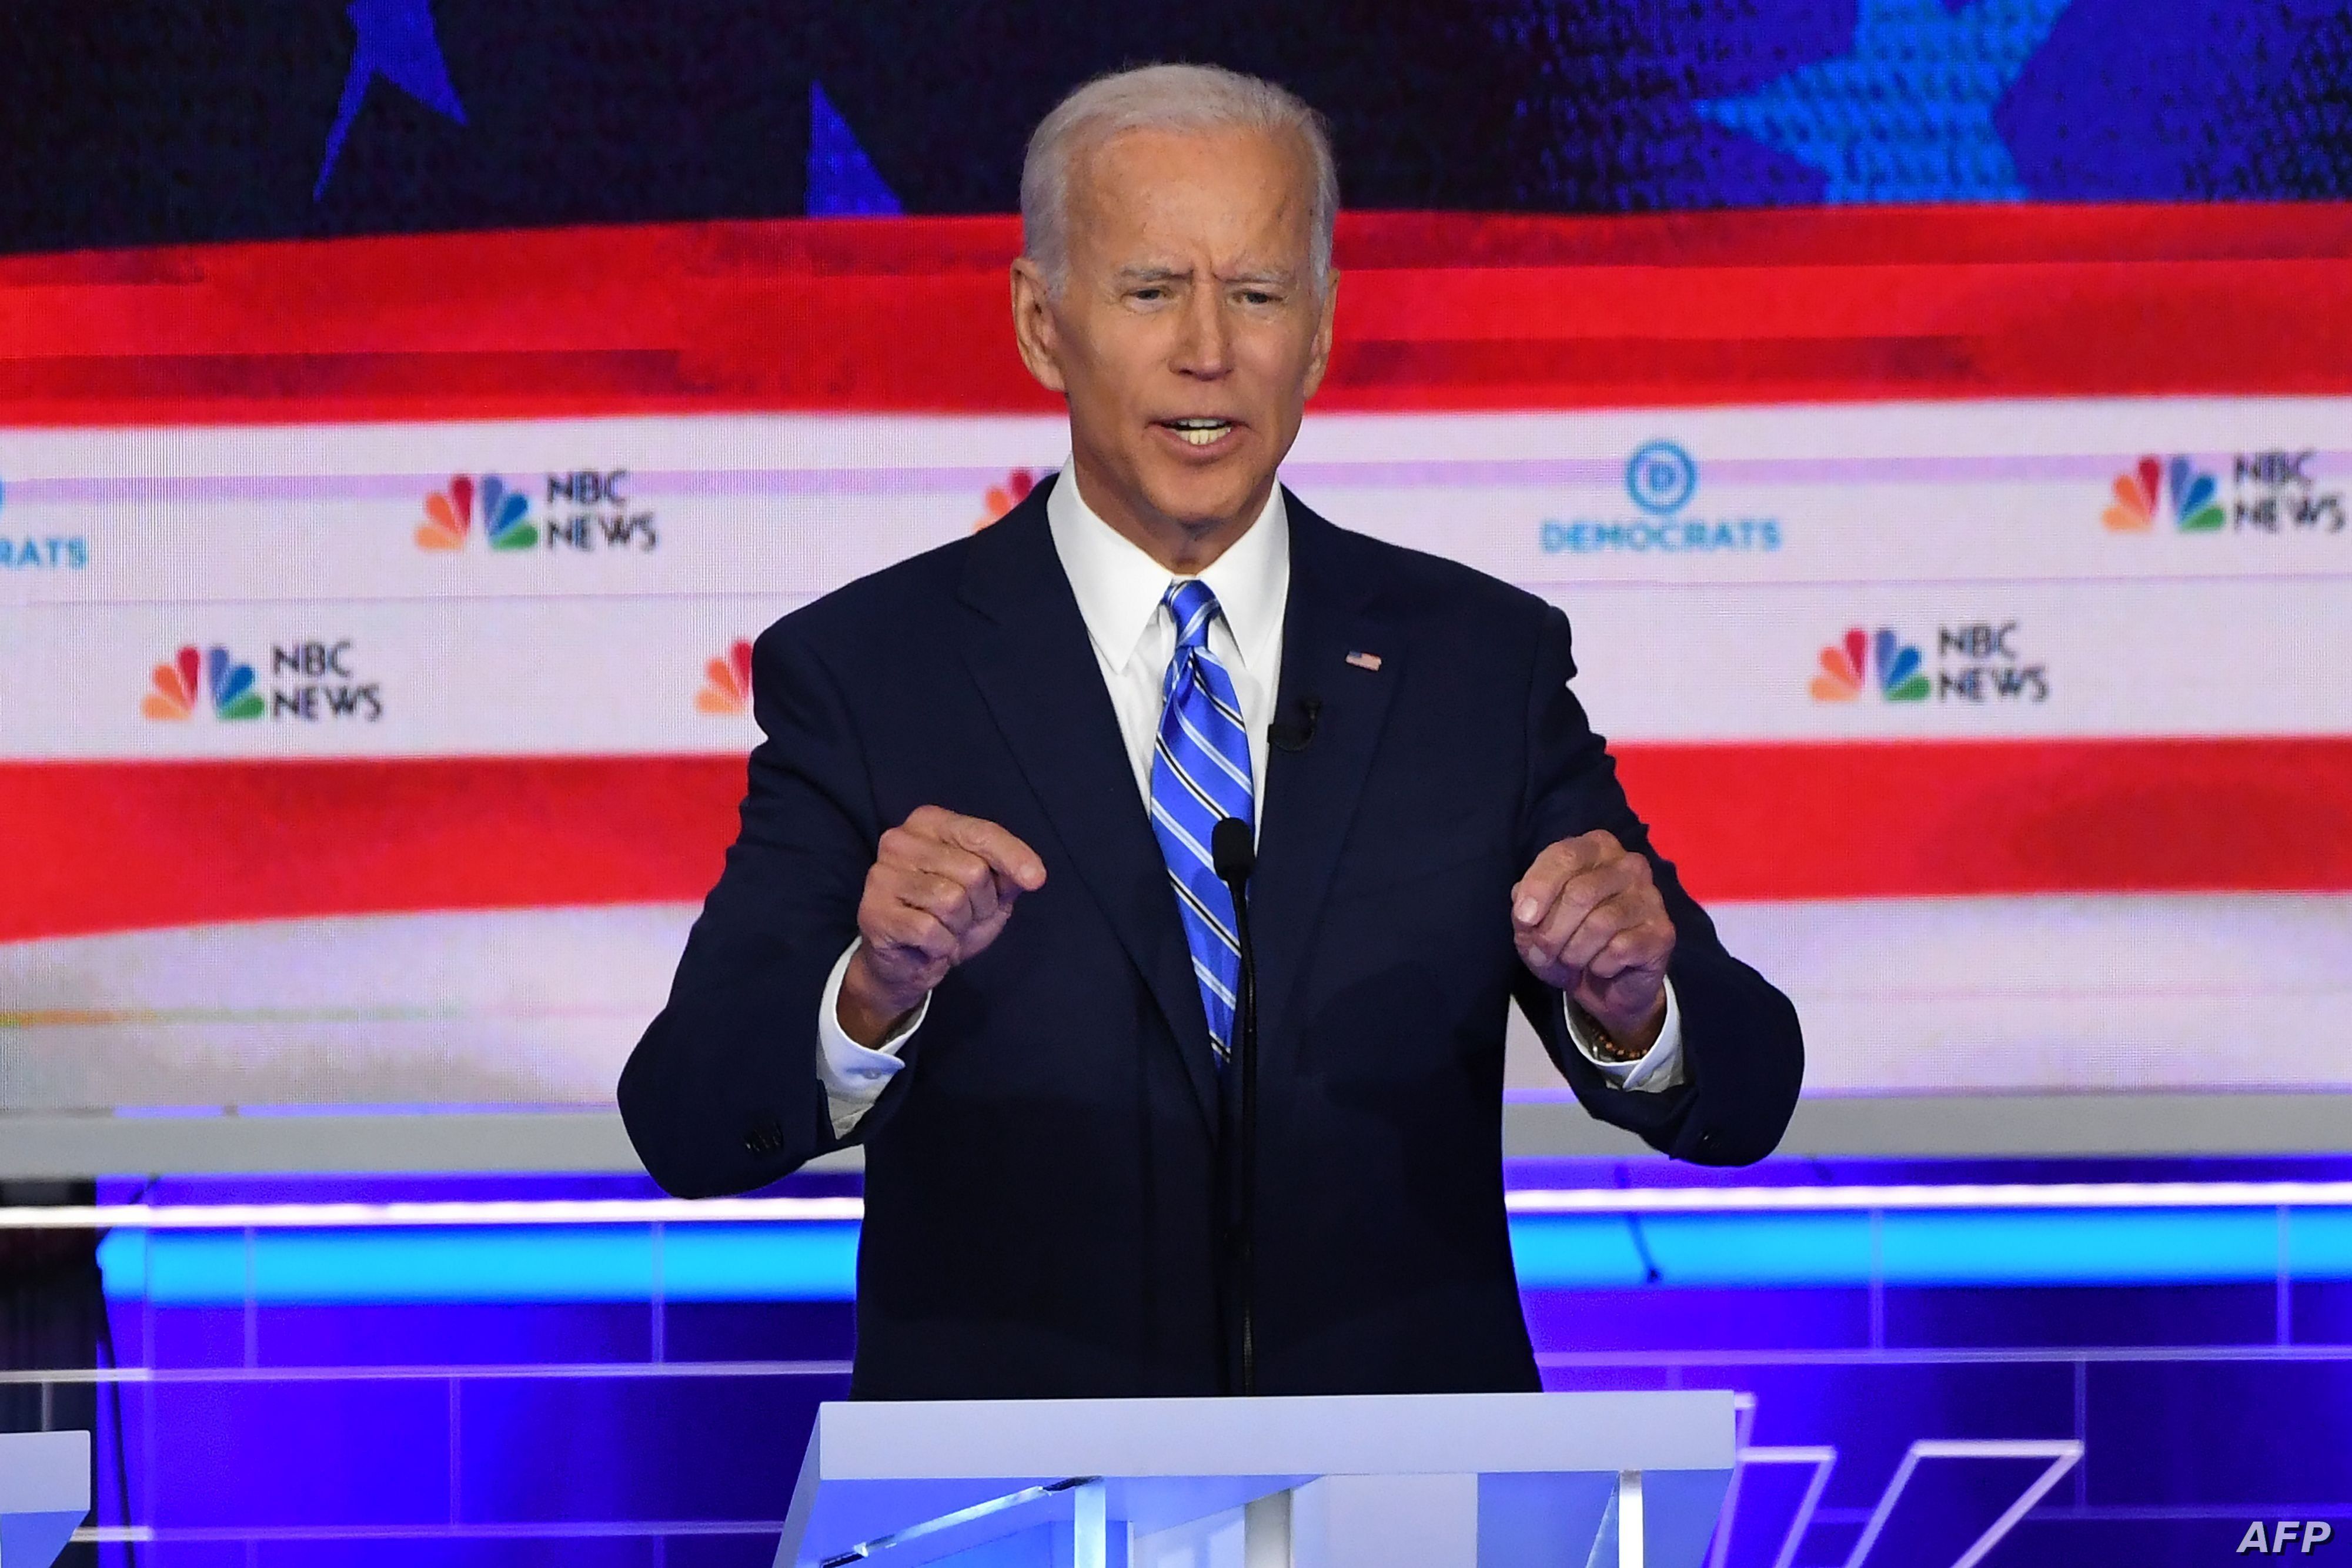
[620, 64, 1803, 1399]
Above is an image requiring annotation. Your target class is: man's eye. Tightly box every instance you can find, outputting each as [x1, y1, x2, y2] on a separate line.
[1132, 287, 1168, 302]
[1238, 290, 1277, 306]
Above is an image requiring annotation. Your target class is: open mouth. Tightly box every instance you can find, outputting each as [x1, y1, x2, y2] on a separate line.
[1162, 417, 1237, 449]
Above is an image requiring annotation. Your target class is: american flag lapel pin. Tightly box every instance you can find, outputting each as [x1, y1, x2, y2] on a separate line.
[1345, 651, 1383, 672]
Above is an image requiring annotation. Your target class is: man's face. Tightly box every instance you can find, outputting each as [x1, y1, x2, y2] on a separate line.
[1012, 124, 1337, 563]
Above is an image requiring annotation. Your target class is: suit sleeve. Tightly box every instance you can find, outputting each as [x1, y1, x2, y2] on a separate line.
[618, 620, 883, 1196]
[1508, 604, 1804, 1166]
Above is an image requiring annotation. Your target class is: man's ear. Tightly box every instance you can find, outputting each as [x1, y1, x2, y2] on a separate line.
[1009, 258, 1068, 394]
[1301, 268, 1340, 402]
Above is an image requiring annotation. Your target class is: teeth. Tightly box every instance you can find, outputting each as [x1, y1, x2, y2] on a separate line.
[1170, 420, 1231, 447]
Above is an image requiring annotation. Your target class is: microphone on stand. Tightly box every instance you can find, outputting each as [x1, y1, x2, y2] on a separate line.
[1211, 815, 1260, 1397]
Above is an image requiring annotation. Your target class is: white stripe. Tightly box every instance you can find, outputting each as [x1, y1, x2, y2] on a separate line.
[1155, 738, 1232, 822]
[1199, 674, 1247, 734]
[1168, 868, 1241, 952]
[1158, 743, 1245, 831]
[23, 402, 2352, 763]
[1150, 797, 1219, 870]
[2, 1179, 2349, 1230]
[1168, 868, 1241, 955]
[1191, 955, 1237, 1010]
[1173, 707, 1253, 794]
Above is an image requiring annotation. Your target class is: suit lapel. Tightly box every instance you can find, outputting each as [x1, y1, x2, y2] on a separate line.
[956, 478, 1224, 1133]
[1252, 494, 1400, 1055]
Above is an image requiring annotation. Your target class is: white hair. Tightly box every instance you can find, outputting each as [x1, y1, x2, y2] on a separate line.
[1020, 63, 1339, 296]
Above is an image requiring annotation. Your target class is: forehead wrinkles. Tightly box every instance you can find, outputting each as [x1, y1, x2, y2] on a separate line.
[1066, 126, 1315, 269]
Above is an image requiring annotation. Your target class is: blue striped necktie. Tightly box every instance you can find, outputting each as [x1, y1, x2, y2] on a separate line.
[1149, 579, 1255, 1069]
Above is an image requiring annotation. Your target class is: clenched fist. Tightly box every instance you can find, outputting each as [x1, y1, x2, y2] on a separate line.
[1511, 829, 1674, 1054]
[837, 805, 1047, 1048]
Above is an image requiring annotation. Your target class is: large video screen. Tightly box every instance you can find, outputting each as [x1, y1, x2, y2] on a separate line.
[5, 208, 2347, 1128]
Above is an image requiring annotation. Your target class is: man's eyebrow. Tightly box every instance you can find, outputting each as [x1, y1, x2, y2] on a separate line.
[1107, 263, 1302, 287]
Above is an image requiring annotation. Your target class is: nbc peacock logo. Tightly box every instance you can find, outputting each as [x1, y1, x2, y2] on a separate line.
[695, 639, 753, 715]
[2103, 456, 2225, 533]
[142, 645, 265, 721]
[415, 474, 539, 552]
[1810, 627, 1930, 703]
[974, 469, 1037, 531]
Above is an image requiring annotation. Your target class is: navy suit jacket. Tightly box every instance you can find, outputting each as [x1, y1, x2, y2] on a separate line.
[619, 477, 1803, 1399]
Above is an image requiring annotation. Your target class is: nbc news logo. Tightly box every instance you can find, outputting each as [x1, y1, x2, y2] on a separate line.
[416, 471, 657, 554]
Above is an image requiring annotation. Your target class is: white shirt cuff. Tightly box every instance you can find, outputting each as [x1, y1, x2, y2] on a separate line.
[1563, 978, 1685, 1093]
[815, 939, 929, 1136]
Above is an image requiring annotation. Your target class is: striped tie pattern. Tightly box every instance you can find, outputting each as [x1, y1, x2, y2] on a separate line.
[1149, 580, 1254, 1068]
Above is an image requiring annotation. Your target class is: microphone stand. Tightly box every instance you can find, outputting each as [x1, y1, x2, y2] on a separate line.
[1211, 816, 1259, 1396]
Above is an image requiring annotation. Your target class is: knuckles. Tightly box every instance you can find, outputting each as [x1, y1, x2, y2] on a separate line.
[887, 805, 970, 855]
[920, 876, 973, 925]
[1535, 828, 1628, 881]
[1569, 828, 1625, 862]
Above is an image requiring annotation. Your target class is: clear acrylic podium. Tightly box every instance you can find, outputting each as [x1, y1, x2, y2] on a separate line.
[0, 1432, 91, 1568]
[776, 1390, 1735, 1568]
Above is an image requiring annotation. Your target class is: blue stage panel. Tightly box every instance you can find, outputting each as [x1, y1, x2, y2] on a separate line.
[1522, 1283, 1872, 1352]
[663, 1539, 783, 1568]
[251, 1540, 663, 1568]
[1639, 1212, 1875, 1286]
[97, 1208, 2352, 1306]
[453, 1373, 836, 1526]
[1505, 1215, 1651, 1289]
[1882, 1282, 2280, 1350]
[2291, 1282, 2352, 1346]
[114, 1298, 246, 1370]
[256, 1301, 656, 1368]
[2290, 1208, 2352, 1275]
[139, 1376, 455, 1529]
[2084, 1359, 2352, 1507]
[1681, 1359, 2077, 1512]
[662, 1301, 858, 1365]
[1877, 1209, 2286, 1286]
[659, 1222, 862, 1302]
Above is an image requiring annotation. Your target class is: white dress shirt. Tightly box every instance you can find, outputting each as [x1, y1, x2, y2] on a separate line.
[814, 469, 1683, 1134]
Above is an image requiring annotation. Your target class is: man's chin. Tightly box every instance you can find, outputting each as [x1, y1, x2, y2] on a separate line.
[1139, 472, 1274, 538]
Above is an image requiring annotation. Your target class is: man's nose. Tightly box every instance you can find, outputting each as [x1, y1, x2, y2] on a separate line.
[1172, 289, 1232, 377]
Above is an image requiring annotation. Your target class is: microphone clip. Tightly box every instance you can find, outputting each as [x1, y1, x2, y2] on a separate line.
[1268, 696, 1322, 753]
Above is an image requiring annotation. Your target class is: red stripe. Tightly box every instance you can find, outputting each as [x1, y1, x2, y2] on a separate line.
[4, 738, 2344, 942]
[4, 206, 2352, 423]
[0, 757, 747, 944]
[1615, 737, 2352, 903]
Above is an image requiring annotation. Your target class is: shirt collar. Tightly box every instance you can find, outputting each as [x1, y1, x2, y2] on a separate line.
[1045, 464, 1289, 678]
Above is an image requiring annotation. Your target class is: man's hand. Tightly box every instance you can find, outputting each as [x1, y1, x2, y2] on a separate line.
[1511, 829, 1675, 1054]
[838, 806, 1048, 1048]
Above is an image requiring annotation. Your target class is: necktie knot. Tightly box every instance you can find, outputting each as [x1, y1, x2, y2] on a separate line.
[1164, 580, 1221, 654]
